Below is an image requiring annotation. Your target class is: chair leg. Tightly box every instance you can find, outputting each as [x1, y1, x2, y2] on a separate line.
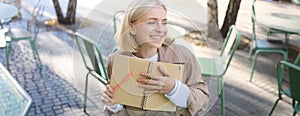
[248, 43, 254, 60]
[29, 41, 42, 68]
[268, 98, 281, 116]
[217, 77, 221, 95]
[5, 41, 11, 70]
[250, 50, 287, 82]
[84, 72, 90, 113]
[292, 100, 297, 116]
[220, 77, 225, 116]
[284, 33, 289, 55]
[250, 52, 259, 82]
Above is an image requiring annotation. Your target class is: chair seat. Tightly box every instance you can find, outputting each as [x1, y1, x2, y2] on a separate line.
[283, 89, 291, 97]
[255, 39, 286, 49]
[197, 57, 224, 77]
[7, 28, 32, 40]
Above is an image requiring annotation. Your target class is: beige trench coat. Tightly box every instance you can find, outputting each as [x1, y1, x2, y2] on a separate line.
[105, 43, 209, 116]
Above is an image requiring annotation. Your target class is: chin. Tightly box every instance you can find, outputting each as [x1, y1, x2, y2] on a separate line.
[152, 43, 163, 48]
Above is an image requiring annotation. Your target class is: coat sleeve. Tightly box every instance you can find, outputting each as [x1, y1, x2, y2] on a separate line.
[177, 45, 210, 115]
[106, 54, 113, 80]
[104, 54, 127, 115]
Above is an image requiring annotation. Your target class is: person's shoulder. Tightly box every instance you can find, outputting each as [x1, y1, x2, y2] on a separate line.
[169, 43, 187, 49]
[107, 50, 131, 62]
[166, 43, 194, 54]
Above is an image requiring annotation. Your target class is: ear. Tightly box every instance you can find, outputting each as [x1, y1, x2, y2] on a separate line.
[129, 23, 136, 35]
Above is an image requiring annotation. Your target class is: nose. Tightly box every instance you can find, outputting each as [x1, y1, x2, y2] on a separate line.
[155, 23, 165, 33]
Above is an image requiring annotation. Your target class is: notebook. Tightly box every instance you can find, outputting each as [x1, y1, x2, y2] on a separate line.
[110, 54, 184, 111]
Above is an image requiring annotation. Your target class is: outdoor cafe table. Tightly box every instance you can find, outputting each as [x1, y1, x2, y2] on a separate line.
[256, 13, 300, 49]
[0, 3, 18, 23]
[0, 63, 32, 115]
[0, 3, 18, 47]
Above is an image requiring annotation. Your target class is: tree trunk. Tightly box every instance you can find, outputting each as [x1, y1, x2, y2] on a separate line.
[207, 0, 218, 26]
[66, 0, 77, 24]
[220, 0, 241, 38]
[207, 0, 220, 40]
[52, 0, 77, 25]
[52, 0, 64, 23]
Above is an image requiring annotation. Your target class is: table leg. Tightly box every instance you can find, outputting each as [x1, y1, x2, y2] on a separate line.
[285, 33, 289, 55]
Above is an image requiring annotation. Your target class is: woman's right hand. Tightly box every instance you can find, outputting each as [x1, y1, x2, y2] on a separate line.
[101, 85, 116, 106]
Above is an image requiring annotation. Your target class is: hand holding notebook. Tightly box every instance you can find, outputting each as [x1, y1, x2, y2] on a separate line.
[110, 54, 184, 111]
[137, 66, 177, 94]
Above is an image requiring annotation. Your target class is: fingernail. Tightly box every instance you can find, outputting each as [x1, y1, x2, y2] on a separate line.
[144, 91, 149, 94]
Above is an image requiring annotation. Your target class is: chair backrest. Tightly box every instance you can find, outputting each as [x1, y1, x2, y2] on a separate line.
[289, 63, 300, 102]
[252, 0, 257, 17]
[277, 60, 300, 102]
[294, 53, 300, 65]
[27, 1, 44, 40]
[113, 10, 125, 34]
[251, 0, 257, 41]
[74, 32, 109, 85]
[219, 25, 241, 76]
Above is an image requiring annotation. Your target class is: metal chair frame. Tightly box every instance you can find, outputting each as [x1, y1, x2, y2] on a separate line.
[5, 1, 44, 70]
[197, 25, 241, 116]
[74, 32, 109, 112]
[269, 53, 300, 116]
[249, 0, 288, 82]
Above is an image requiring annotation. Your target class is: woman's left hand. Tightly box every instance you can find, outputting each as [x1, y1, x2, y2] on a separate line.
[137, 65, 175, 94]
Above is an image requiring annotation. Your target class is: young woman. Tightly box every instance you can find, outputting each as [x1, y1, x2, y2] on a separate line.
[101, 0, 209, 115]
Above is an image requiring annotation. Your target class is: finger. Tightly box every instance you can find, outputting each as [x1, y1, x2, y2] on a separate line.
[102, 92, 117, 106]
[137, 78, 162, 85]
[139, 84, 162, 90]
[104, 90, 114, 98]
[101, 94, 111, 103]
[141, 72, 152, 79]
[144, 88, 168, 94]
[106, 85, 114, 93]
[141, 72, 162, 82]
[144, 89, 160, 94]
[105, 86, 114, 98]
[158, 65, 170, 77]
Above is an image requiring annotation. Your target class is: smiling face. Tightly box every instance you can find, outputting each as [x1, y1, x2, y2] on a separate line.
[130, 6, 168, 50]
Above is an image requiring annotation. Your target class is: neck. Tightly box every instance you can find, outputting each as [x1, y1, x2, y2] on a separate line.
[134, 47, 157, 58]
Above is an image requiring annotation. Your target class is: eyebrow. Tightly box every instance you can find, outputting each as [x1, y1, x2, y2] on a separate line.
[147, 18, 168, 22]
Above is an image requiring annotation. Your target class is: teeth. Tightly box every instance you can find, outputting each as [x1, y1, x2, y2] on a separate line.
[151, 36, 161, 39]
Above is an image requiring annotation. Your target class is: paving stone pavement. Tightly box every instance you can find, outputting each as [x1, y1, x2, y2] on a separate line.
[1, 0, 300, 116]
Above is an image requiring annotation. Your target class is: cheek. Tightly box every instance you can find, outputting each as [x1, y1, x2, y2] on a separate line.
[134, 26, 151, 45]
[136, 24, 152, 32]
[164, 27, 168, 35]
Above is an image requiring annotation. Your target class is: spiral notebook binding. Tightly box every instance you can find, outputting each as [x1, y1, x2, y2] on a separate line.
[147, 62, 153, 74]
[141, 62, 154, 109]
[141, 94, 148, 109]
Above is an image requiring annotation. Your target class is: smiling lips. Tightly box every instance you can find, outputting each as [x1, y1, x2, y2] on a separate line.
[150, 35, 163, 42]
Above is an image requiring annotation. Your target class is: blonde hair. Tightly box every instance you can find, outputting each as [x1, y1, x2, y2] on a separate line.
[114, 0, 172, 52]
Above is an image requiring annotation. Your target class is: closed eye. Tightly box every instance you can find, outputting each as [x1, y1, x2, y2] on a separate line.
[162, 21, 168, 25]
[147, 22, 156, 24]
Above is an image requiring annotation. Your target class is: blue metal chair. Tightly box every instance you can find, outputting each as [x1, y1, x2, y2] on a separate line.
[249, 0, 288, 82]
